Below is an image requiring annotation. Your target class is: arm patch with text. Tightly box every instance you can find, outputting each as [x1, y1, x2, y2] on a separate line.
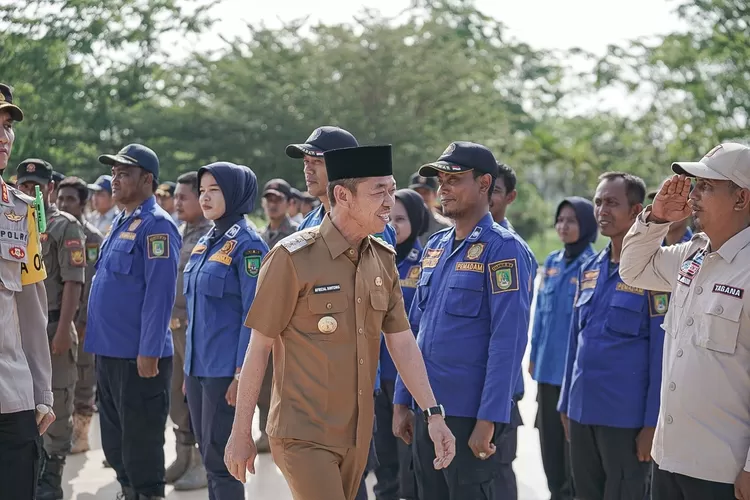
[147, 234, 170, 259]
[489, 258, 519, 294]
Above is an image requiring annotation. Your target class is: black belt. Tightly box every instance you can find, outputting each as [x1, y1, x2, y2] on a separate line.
[48, 310, 61, 323]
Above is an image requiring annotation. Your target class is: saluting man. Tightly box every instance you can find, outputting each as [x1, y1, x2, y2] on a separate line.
[84, 144, 181, 500]
[53, 176, 104, 456]
[224, 145, 456, 500]
[0, 82, 56, 500]
[620, 144, 750, 499]
[17, 159, 86, 500]
[393, 142, 533, 500]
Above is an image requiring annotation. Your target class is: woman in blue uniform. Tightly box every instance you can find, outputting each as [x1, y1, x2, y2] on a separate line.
[372, 188, 430, 500]
[529, 196, 597, 500]
[184, 162, 269, 500]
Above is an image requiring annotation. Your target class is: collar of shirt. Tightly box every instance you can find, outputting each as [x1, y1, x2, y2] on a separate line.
[265, 215, 293, 234]
[184, 217, 212, 237]
[46, 204, 60, 221]
[437, 212, 495, 255]
[714, 225, 750, 264]
[319, 214, 372, 259]
[114, 196, 157, 227]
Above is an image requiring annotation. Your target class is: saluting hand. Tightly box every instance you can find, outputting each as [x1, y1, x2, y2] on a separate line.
[468, 419, 496, 461]
[225, 430, 257, 483]
[650, 174, 692, 223]
[137, 355, 159, 378]
[428, 416, 456, 469]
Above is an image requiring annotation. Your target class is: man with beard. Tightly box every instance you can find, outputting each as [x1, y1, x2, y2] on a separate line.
[393, 142, 532, 500]
[558, 172, 665, 500]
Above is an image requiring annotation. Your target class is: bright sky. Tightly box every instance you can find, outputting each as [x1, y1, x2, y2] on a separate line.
[189, 0, 687, 113]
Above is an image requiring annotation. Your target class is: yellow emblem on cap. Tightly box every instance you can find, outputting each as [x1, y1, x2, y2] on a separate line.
[0, 94, 5, 103]
[375, 276, 383, 286]
[318, 316, 338, 333]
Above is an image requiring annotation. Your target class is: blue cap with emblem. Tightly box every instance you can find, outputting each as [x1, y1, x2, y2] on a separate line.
[98, 144, 160, 180]
[418, 141, 498, 178]
[285, 126, 359, 159]
[88, 174, 112, 193]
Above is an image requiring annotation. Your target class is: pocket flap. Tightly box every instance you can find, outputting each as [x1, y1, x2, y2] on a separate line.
[705, 296, 742, 323]
[308, 292, 348, 314]
[370, 291, 388, 311]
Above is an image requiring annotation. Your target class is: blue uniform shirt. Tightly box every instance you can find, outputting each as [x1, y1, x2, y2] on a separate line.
[394, 213, 532, 424]
[530, 246, 595, 386]
[184, 220, 269, 377]
[558, 245, 666, 428]
[379, 241, 422, 382]
[85, 196, 181, 359]
[299, 204, 397, 391]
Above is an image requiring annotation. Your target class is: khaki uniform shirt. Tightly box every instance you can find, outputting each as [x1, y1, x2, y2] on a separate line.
[620, 208, 750, 484]
[172, 218, 212, 329]
[42, 206, 86, 313]
[0, 181, 53, 413]
[87, 206, 117, 236]
[245, 214, 410, 448]
[261, 215, 299, 249]
[75, 220, 103, 328]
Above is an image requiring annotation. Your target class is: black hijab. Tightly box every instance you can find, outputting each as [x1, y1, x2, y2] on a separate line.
[197, 162, 258, 242]
[394, 189, 430, 263]
[555, 196, 597, 262]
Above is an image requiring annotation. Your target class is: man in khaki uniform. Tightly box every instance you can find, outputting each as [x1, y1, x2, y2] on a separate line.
[166, 171, 210, 490]
[0, 82, 56, 500]
[619, 143, 750, 499]
[17, 159, 86, 500]
[224, 145, 456, 500]
[54, 176, 103, 455]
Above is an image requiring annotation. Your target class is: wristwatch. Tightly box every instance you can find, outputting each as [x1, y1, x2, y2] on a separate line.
[423, 404, 445, 422]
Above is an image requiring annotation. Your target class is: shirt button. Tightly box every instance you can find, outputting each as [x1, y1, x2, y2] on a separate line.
[714, 305, 723, 314]
[358, 328, 363, 334]
[326, 303, 332, 310]
[669, 382, 676, 391]
[696, 286, 703, 295]
[676, 349, 684, 357]
[359, 358, 364, 365]
[359, 389, 363, 396]
[357, 297, 362, 304]
[666, 415, 673, 424]
[349, 250, 355, 255]
[686, 317, 694, 326]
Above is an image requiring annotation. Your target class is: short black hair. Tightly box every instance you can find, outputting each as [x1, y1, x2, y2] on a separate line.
[57, 176, 89, 205]
[597, 171, 647, 206]
[177, 171, 199, 195]
[327, 178, 365, 207]
[495, 163, 517, 194]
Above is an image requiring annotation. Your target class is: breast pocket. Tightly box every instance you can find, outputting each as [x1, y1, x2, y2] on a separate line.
[605, 291, 645, 337]
[445, 272, 484, 318]
[197, 264, 230, 298]
[106, 238, 136, 276]
[699, 297, 742, 354]
[304, 292, 349, 341]
[366, 291, 389, 338]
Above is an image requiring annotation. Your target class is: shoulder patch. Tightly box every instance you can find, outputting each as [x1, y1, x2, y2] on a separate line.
[147, 234, 170, 259]
[370, 235, 395, 253]
[649, 291, 670, 317]
[489, 258, 519, 294]
[279, 231, 316, 254]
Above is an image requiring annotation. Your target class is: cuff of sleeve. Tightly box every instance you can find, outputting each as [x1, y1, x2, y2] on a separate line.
[38, 390, 54, 407]
[477, 408, 509, 425]
[638, 206, 672, 230]
[393, 391, 413, 406]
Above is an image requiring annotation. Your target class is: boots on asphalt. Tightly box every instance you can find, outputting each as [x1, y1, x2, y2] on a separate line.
[36, 454, 65, 500]
[71, 413, 92, 454]
[173, 445, 208, 491]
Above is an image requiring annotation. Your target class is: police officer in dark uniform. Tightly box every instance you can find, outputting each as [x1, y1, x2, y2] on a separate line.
[17, 159, 86, 500]
[84, 144, 181, 500]
[393, 142, 533, 500]
[54, 176, 104, 455]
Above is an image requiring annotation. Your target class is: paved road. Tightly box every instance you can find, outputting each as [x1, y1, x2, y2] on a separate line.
[65, 276, 551, 499]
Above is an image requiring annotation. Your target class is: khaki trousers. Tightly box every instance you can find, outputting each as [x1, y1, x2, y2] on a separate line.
[45, 321, 78, 456]
[169, 326, 196, 445]
[270, 437, 369, 500]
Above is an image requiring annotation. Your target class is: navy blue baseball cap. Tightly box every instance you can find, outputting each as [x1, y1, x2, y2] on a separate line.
[98, 144, 160, 179]
[418, 141, 499, 178]
[88, 174, 112, 193]
[0, 84, 23, 122]
[16, 159, 53, 185]
[285, 126, 359, 159]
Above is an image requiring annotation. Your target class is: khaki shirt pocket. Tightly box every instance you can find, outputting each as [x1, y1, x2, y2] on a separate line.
[698, 296, 742, 354]
[303, 292, 349, 341]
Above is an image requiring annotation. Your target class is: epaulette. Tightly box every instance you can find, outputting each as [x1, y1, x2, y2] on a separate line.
[370, 235, 395, 254]
[279, 229, 317, 254]
[489, 222, 515, 240]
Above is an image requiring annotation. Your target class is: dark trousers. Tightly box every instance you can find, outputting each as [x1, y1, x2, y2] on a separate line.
[185, 375, 245, 500]
[651, 462, 735, 500]
[535, 383, 574, 500]
[372, 379, 417, 500]
[97, 355, 172, 497]
[0, 410, 41, 500]
[412, 412, 520, 500]
[569, 420, 650, 500]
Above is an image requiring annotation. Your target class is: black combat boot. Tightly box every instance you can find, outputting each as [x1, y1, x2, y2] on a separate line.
[36, 454, 65, 500]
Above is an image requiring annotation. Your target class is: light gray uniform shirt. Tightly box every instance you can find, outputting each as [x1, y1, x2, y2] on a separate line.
[620, 207, 750, 484]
